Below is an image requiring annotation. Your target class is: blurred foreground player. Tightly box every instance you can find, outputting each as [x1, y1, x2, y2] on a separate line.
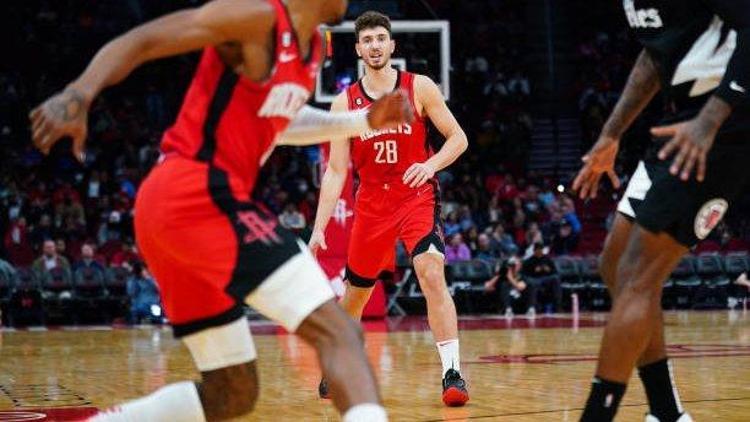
[573, 1, 750, 421]
[29, 0, 414, 420]
[309, 11, 469, 406]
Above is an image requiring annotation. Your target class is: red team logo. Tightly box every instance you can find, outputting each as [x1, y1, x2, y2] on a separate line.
[237, 211, 281, 245]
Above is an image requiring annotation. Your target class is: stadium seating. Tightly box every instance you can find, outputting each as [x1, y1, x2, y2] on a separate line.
[105, 267, 131, 318]
[555, 256, 586, 311]
[73, 267, 109, 323]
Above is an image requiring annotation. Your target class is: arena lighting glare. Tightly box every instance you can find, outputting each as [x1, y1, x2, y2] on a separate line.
[557, 184, 565, 193]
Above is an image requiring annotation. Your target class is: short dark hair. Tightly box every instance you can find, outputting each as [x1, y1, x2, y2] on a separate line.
[355, 11, 391, 40]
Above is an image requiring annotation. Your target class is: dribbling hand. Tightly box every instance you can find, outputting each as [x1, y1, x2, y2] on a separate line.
[29, 88, 90, 162]
[308, 229, 327, 257]
[572, 134, 621, 200]
[367, 89, 414, 130]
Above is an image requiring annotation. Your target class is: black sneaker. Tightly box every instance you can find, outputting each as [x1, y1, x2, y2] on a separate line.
[318, 378, 330, 399]
[441, 369, 469, 407]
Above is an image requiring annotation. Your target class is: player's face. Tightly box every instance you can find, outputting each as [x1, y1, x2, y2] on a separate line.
[356, 27, 395, 70]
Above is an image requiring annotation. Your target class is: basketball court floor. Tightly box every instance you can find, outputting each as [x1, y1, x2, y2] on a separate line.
[1, 311, 749, 421]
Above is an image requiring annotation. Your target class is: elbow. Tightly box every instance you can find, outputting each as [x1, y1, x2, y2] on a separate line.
[456, 130, 469, 155]
[323, 165, 347, 183]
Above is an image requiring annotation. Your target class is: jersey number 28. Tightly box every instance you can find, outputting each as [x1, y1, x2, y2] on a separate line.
[374, 140, 398, 164]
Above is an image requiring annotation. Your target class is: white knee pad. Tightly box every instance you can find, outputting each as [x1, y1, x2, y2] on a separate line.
[182, 317, 257, 372]
[246, 241, 336, 332]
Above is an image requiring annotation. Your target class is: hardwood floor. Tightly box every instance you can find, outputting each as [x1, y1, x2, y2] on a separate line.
[1, 311, 749, 421]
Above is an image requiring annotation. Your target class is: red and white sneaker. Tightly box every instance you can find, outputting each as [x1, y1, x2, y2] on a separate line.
[442, 369, 469, 407]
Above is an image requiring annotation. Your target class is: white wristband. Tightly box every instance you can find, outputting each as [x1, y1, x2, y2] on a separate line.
[277, 106, 371, 145]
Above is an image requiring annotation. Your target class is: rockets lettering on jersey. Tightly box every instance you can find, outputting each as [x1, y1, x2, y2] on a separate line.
[358, 124, 413, 141]
[346, 71, 432, 186]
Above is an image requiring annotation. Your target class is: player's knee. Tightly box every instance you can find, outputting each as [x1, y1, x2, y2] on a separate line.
[326, 313, 364, 349]
[341, 316, 365, 346]
[300, 302, 364, 352]
[200, 363, 258, 419]
[415, 262, 445, 293]
[616, 258, 661, 299]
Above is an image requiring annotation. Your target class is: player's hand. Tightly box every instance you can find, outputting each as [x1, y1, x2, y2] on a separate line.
[367, 89, 414, 130]
[308, 229, 327, 256]
[572, 134, 621, 200]
[652, 118, 718, 182]
[516, 281, 527, 291]
[402, 161, 436, 188]
[29, 88, 89, 162]
[483, 280, 496, 292]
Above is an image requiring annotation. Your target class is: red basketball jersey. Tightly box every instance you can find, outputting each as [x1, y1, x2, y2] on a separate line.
[346, 71, 433, 191]
[160, 0, 321, 194]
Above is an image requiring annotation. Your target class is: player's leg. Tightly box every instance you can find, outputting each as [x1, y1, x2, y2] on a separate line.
[337, 212, 398, 321]
[605, 184, 685, 421]
[412, 252, 458, 353]
[91, 318, 260, 422]
[296, 300, 382, 414]
[247, 243, 385, 420]
[316, 213, 396, 399]
[411, 251, 468, 407]
[580, 225, 687, 422]
[91, 167, 261, 421]
[339, 269, 376, 320]
[413, 252, 457, 342]
[402, 190, 468, 406]
[603, 216, 670, 365]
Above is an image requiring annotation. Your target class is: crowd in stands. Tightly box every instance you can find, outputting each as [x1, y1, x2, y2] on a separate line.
[1, 1, 749, 324]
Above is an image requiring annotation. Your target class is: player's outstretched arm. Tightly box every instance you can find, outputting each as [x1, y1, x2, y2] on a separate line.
[402, 75, 468, 188]
[306, 93, 351, 255]
[29, 0, 273, 160]
[572, 48, 660, 199]
[278, 90, 413, 146]
[652, 0, 749, 182]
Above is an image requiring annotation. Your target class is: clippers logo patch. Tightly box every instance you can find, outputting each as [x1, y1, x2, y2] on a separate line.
[694, 198, 728, 240]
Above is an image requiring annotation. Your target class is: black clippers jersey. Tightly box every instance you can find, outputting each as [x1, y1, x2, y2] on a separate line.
[623, 0, 750, 139]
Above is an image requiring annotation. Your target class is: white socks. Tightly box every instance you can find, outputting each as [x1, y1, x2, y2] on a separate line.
[89, 381, 206, 422]
[436, 339, 461, 375]
[343, 403, 388, 422]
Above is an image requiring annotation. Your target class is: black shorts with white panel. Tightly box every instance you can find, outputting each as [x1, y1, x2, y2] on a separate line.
[617, 138, 750, 247]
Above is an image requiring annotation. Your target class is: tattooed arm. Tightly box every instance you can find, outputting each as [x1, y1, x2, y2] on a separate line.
[651, 0, 749, 182]
[600, 49, 661, 139]
[573, 48, 661, 199]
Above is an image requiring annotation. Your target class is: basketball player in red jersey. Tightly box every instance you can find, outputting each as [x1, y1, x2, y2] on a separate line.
[309, 11, 469, 406]
[29, 1, 414, 421]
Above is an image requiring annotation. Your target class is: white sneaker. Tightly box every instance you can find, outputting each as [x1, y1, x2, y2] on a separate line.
[645, 413, 694, 422]
[504, 307, 514, 318]
[526, 307, 536, 318]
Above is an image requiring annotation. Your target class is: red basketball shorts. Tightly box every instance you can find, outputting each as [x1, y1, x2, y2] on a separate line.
[134, 156, 334, 337]
[345, 182, 445, 287]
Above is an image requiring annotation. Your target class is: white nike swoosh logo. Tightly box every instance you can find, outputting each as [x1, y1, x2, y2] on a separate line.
[279, 52, 297, 63]
[730, 80, 746, 93]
